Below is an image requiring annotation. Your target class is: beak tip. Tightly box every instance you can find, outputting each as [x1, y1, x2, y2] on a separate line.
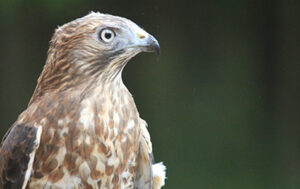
[148, 34, 160, 57]
[155, 42, 160, 57]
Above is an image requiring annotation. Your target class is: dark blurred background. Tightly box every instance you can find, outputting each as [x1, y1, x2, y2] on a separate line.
[0, 0, 299, 188]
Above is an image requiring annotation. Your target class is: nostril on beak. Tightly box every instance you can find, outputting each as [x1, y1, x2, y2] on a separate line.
[137, 32, 146, 39]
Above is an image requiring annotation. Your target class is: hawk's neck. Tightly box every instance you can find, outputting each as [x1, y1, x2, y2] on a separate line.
[19, 76, 139, 127]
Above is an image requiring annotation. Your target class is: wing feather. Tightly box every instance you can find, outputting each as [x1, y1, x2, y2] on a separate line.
[135, 120, 166, 189]
[135, 120, 152, 189]
[0, 124, 42, 189]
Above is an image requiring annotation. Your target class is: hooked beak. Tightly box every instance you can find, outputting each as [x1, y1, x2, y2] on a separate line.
[135, 31, 160, 56]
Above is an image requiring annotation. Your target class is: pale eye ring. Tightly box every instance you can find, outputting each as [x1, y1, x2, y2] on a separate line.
[99, 29, 115, 43]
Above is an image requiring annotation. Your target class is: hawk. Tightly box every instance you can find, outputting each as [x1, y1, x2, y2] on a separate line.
[0, 12, 166, 189]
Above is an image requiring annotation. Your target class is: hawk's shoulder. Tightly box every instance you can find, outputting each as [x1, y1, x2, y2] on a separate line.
[0, 123, 42, 189]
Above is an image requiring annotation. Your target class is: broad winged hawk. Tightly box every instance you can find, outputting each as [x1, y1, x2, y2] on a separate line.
[0, 12, 166, 189]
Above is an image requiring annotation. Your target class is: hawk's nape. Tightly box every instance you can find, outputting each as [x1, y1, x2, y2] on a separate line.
[0, 12, 166, 189]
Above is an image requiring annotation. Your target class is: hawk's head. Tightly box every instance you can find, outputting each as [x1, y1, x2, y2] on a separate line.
[31, 12, 159, 103]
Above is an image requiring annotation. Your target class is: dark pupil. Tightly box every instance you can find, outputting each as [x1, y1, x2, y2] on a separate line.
[105, 32, 112, 39]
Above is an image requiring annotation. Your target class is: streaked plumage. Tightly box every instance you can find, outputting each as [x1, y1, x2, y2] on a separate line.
[0, 12, 166, 189]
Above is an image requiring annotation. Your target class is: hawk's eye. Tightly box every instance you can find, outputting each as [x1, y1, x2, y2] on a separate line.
[99, 29, 115, 43]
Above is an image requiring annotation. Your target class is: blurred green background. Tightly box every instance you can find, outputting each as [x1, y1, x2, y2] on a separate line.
[0, 0, 299, 188]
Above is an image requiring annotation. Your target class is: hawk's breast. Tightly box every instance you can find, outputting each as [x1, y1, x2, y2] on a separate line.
[28, 82, 142, 189]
